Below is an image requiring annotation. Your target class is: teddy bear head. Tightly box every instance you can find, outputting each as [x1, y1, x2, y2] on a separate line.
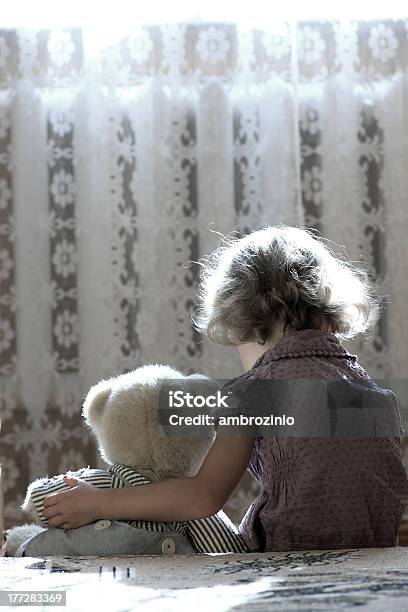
[82, 364, 215, 482]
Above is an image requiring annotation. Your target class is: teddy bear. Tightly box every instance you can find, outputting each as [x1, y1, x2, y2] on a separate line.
[5, 364, 248, 556]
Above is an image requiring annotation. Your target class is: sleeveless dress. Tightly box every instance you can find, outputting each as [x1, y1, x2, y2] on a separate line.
[221, 329, 408, 552]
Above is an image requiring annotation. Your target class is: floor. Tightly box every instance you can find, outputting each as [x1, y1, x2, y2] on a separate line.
[2, 548, 408, 611]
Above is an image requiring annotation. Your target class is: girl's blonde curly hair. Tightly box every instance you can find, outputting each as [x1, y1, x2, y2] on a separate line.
[192, 225, 382, 345]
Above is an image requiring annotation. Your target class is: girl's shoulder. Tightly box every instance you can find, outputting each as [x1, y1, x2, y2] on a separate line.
[253, 329, 358, 367]
[223, 329, 359, 388]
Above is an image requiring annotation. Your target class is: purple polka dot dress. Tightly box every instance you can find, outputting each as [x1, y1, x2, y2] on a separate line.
[228, 329, 408, 551]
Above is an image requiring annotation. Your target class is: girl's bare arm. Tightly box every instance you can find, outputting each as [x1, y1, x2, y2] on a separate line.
[43, 435, 254, 528]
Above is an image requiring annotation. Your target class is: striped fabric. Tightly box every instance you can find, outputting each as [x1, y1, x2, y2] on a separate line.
[188, 514, 248, 553]
[28, 464, 248, 553]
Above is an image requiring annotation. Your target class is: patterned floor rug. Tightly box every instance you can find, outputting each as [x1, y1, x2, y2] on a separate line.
[2, 548, 408, 611]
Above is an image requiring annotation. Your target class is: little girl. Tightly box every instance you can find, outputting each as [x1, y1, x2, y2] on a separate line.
[43, 225, 408, 551]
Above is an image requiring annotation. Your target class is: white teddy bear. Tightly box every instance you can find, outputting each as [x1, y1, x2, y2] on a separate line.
[6, 364, 248, 556]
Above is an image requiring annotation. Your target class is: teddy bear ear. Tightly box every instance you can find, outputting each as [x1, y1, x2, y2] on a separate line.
[82, 380, 112, 425]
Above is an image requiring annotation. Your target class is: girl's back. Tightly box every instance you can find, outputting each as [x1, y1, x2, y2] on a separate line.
[194, 225, 408, 552]
[230, 328, 407, 551]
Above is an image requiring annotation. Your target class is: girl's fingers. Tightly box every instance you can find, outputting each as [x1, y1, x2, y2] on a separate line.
[47, 515, 65, 528]
[43, 506, 63, 519]
[44, 494, 59, 507]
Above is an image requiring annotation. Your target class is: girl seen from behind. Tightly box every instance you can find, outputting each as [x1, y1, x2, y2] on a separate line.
[43, 226, 408, 552]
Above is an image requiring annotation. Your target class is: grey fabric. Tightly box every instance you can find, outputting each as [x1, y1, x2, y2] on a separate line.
[17, 520, 196, 557]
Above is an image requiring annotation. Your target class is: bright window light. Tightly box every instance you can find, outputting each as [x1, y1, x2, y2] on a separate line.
[1, 0, 408, 28]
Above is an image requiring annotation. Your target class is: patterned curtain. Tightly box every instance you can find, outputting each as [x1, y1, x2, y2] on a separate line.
[1, 20, 408, 528]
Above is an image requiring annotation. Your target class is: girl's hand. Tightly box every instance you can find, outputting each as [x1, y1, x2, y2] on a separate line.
[43, 476, 103, 529]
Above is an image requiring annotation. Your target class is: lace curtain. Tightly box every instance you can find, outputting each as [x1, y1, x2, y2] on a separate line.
[1, 19, 408, 527]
